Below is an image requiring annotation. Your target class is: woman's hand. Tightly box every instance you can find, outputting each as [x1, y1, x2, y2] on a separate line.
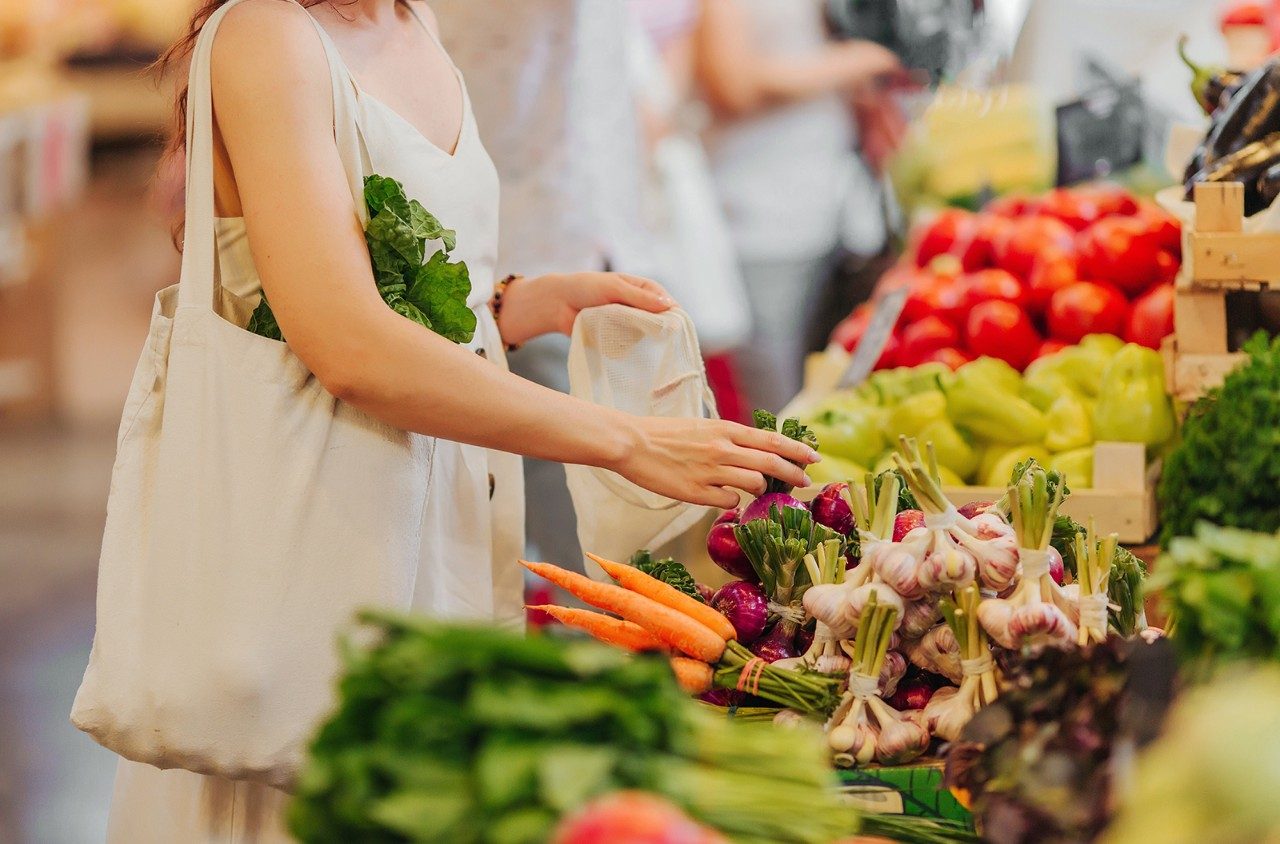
[605, 416, 821, 509]
[497, 272, 675, 347]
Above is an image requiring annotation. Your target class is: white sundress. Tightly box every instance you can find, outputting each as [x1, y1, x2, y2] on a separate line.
[104, 3, 525, 840]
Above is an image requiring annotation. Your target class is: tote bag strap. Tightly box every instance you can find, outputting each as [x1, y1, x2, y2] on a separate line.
[177, 0, 372, 312]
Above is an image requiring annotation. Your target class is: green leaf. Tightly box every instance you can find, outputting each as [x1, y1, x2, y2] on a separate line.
[368, 791, 474, 841]
[535, 745, 618, 812]
[366, 206, 424, 269]
[390, 297, 433, 330]
[629, 550, 703, 602]
[246, 296, 283, 341]
[406, 250, 477, 344]
[408, 199, 457, 252]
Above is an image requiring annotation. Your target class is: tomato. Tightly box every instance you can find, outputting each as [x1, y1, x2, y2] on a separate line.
[995, 216, 1076, 280]
[1037, 187, 1105, 231]
[1026, 253, 1080, 315]
[1077, 183, 1139, 217]
[912, 209, 990, 271]
[1135, 200, 1182, 256]
[1125, 282, 1175, 350]
[874, 332, 903, 370]
[920, 346, 973, 370]
[1047, 281, 1129, 344]
[956, 268, 1025, 312]
[1077, 217, 1164, 296]
[974, 214, 1014, 262]
[1154, 250, 1180, 287]
[984, 193, 1039, 217]
[1035, 339, 1069, 360]
[965, 300, 1041, 371]
[902, 273, 965, 325]
[831, 304, 872, 352]
[897, 315, 961, 366]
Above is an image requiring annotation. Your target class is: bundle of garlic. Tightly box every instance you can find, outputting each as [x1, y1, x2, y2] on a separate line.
[977, 464, 1079, 649]
[893, 437, 1020, 594]
[923, 584, 999, 741]
[904, 622, 962, 684]
[1074, 521, 1118, 646]
[826, 597, 928, 765]
[777, 539, 852, 674]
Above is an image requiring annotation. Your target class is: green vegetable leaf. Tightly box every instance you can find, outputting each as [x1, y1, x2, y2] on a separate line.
[366, 205, 425, 268]
[408, 199, 456, 252]
[246, 296, 283, 341]
[406, 251, 477, 344]
[629, 550, 703, 602]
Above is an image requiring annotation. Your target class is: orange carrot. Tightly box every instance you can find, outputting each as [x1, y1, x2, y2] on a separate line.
[521, 560, 726, 662]
[587, 553, 738, 642]
[527, 605, 666, 652]
[670, 657, 714, 694]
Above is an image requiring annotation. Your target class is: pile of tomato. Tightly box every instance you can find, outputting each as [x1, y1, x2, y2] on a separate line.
[832, 184, 1180, 371]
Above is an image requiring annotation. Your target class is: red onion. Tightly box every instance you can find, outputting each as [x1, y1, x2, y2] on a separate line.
[710, 580, 769, 644]
[794, 624, 815, 654]
[1048, 545, 1066, 586]
[740, 492, 806, 525]
[698, 688, 744, 707]
[695, 583, 715, 603]
[957, 500, 995, 520]
[749, 623, 798, 663]
[809, 482, 854, 535]
[893, 509, 926, 542]
[887, 677, 937, 712]
[706, 511, 757, 581]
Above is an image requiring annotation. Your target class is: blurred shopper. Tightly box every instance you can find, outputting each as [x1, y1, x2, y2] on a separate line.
[696, 0, 903, 413]
[78, 0, 817, 839]
[627, 0, 753, 420]
[432, 0, 655, 569]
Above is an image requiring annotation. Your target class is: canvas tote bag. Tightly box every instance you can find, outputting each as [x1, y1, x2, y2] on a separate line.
[564, 305, 716, 577]
[71, 0, 432, 790]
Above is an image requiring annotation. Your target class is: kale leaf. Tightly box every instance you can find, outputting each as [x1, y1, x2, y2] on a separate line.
[247, 174, 474, 346]
[1157, 332, 1280, 546]
[752, 409, 818, 495]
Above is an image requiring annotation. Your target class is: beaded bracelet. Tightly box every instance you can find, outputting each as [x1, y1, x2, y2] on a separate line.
[489, 273, 523, 353]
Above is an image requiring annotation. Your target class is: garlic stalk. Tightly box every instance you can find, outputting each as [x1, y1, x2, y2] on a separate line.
[1075, 520, 1118, 646]
[784, 540, 855, 673]
[929, 583, 999, 742]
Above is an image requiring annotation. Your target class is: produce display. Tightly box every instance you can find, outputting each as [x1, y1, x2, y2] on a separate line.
[288, 611, 967, 844]
[249, 175, 476, 344]
[798, 339, 1174, 490]
[1157, 333, 1280, 544]
[830, 184, 1180, 373]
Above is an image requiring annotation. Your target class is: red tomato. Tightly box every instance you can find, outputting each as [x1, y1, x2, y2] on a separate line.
[920, 346, 973, 370]
[1135, 200, 1182, 256]
[1154, 250, 1180, 287]
[1035, 339, 1069, 359]
[555, 792, 727, 844]
[1047, 281, 1130, 343]
[965, 300, 1041, 370]
[974, 214, 1014, 261]
[912, 209, 989, 271]
[996, 216, 1077, 280]
[1026, 253, 1080, 315]
[831, 304, 872, 352]
[898, 315, 961, 366]
[1077, 183, 1140, 217]
[984, 193, 1039, 217]
[1077, 217, 1164, 296]
[1037, 187, 1105, 231]
[956, 268, 1025, 312]
[1125, 282, 1175, 349]
[902, 274, 965, 325]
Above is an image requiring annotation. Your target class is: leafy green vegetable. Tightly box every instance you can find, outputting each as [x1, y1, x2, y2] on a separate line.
[248, 174, 474, 345]
[752, 409, 818, 495]
[1158, 332, 1280, 546]
[629, 550, 703, 602]
[292, 610, 953, 844]
[1149, 522, 1280, 669]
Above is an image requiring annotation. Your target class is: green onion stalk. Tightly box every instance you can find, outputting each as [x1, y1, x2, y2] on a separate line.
[1075, 520, 1118, 646]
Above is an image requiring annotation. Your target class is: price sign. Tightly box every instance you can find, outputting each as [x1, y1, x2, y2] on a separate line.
[838, 286, 909, 388]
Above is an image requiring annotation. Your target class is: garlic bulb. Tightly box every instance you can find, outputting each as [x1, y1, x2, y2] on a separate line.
[1008, 602, 1077, 645]
[924, 681, 977, 741]
[905, 623, 963, 683]
[848, 581, 906, 626]
[901, 599, 941, 638]
[868, 540, 926, 600]
[918, 543, 978, 591]
[802, 583, 858, 639]
[868, 697, 930, 764]
[879, 650, 907, 698]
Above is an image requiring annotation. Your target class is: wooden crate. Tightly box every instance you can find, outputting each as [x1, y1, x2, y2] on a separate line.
[1165, 181, 1273, 402]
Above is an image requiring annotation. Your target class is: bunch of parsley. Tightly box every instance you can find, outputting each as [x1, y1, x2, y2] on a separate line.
[248, 175, 476, 344]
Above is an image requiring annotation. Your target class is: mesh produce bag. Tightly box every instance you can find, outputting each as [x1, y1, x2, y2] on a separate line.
[565, 305, 716, 577]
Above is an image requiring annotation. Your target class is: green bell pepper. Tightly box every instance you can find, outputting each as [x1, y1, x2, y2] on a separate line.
[1049, 446, 1094, 489]
[885, 390, 948, 439]
[945, 367, 1047, 445]
[956, 357, 1022, 395]
[1044, 392, 1093, 453]
[982, 444, 1052, 488]
[808, 409, 886, 467]
[1080, 332, 1124, 356]
[808, 453, 869, 486]
[917, 418, 979, 481]
[1093, 344, 1176, 447]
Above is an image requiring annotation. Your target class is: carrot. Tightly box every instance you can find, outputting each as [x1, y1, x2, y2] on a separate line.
[670, 657, 714, 695]
[527, 605, 666, 653]
[587, 553, 738, 642]
[520, 560, 726, 662]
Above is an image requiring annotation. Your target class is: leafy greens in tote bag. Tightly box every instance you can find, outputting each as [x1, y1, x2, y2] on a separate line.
[248, 175, 477, 344]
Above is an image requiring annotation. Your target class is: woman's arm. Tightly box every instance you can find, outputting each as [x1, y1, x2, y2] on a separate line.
[210, 1, 813, 509]
[695, 0, 901, 118]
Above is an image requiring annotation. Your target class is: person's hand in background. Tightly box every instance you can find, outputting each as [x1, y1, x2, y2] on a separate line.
[496, 272, 676, 347]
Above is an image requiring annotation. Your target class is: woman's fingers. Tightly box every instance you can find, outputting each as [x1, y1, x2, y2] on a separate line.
[728, 424, 821, 467]
[726, 445, 810, 491]
[695, 484, 743, 510]
[714, 467, 769, 497]
[612, 274, 675, 313]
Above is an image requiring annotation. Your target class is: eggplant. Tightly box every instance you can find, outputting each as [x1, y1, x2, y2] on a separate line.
[1186, 131, 1280, 214]
[1204, 61, 1280, 166]
[1258, 160, 1280, 208]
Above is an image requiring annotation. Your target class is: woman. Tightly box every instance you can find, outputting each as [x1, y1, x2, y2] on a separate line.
[93, 0, 816, 839]
[696, 0, 903, 413]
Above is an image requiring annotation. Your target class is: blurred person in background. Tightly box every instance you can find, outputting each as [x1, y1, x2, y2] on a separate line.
[432, 0, 658, 570]
[695, 0, 904, 413]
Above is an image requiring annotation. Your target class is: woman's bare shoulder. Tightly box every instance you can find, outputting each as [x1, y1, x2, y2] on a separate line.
[210, 0, 330, 115]
[405, 0, 442, 36]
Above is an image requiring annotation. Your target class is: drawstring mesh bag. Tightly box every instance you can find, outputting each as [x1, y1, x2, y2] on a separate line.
[564, 305, 716, 577]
